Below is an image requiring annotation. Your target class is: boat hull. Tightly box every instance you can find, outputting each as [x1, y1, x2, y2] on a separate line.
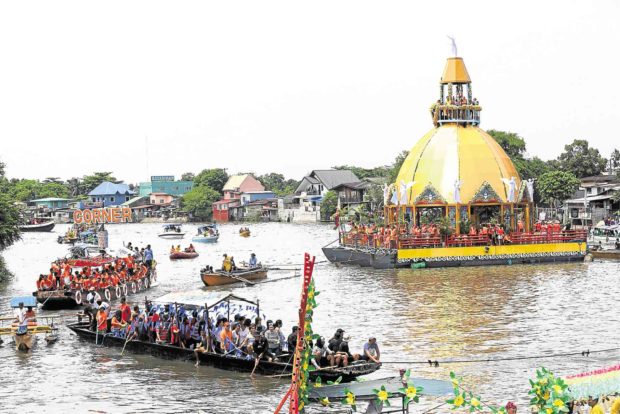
[201, 269, 267, 286]
[34, 272, 155, 309]
[158, 233, 186, 239]
[169, 252, 199, 260]
[67, 323, 379, 381]
[192, 236, 219, 243]
[239, 231, 251, 238]
[15, 332, 34, 351]
[591, 249, 620, 260]
[19, 221, 55, 232]
[323, 244, 587, 269]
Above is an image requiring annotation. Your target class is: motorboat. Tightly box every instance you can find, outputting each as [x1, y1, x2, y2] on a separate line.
[192, 224, 219, 243]
[19, 219, 55, 232]
[158, 223, 186, 239]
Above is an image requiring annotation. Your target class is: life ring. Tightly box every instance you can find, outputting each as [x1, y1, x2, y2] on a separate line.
[144, 278, 149, 289]
[104, 289, 111, 302]
[123, 284, 128, 296]
[75, 290, 82, 304]
[131, 282, 137, 294]
[115, 286, 121, 298]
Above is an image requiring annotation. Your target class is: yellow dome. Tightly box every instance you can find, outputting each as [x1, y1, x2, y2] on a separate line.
[396, 125, 521, 204]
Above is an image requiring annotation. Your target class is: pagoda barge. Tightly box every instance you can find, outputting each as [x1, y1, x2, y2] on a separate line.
[324, 55, 587, 269]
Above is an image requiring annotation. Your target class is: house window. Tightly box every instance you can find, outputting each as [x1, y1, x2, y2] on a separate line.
[160, 199, 164, 204]
[126, 196, 130, 201]
[110, 196, 115, 202]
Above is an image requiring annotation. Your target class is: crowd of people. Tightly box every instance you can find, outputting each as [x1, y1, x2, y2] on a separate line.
[342, 219, 573, 249]
[36, 243, 154, 292]
[86, 298, 380, 369]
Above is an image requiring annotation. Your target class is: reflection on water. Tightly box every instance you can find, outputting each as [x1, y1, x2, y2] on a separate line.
[1, 223, 619, 413]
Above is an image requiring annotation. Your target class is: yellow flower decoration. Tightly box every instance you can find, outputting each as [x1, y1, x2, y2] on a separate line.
[302, 361, 309, 371]
[553, 399, 565, 408]
[454, 395, 465, 407]
[552, 384, 562, 394]
[377, 390, 389, 402]
[405, 386, 417, 399]
[471, 397, 480, 407]
[320, 397, 329, 406]
[545, 408, 553, 414]
[543, 391, 550, 400]
[346, 392, 355, 405]
[308, 290, 315, 300]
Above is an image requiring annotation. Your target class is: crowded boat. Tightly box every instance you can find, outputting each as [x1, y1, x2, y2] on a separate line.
[68, 293, 380, 380]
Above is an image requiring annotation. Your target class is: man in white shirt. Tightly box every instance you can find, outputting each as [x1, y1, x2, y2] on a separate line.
[13, 302, 26, 325]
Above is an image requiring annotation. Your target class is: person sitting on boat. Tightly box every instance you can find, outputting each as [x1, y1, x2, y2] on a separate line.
[328, 329, 346, 367]
[222, 254, 232, 272]
[230, 256, 237, 271]
[24, 306, 37, 325]
[170, 245, 176, 254]
[361, 337, 380, 363]
[219, 321, 234, 353]
[337, 341, 360, 366]
[287, 326, 298, 353]
[312, 337, 333, 367]
[249, 253, 258, 268]
[111, 310, 127, 337]
[264, 322, 281, 358]
[186, 244, 196, 253]
[194, 329, 211, 366]
[275, 320, 287, 352]
[237, 319, 252, 354]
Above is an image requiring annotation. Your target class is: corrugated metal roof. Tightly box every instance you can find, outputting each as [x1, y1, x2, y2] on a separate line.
[31, 197, 72, 202]
[311, 170, 360, 190]
[89, 182, 135, 196]
[223, 174, 249, 191]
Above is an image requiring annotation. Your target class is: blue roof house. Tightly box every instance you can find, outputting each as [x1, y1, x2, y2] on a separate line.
[88, 182, 136, 207]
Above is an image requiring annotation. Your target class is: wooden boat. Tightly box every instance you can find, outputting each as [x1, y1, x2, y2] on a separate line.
[591, 249, 620, 260]
[67, 321, 380, 382]
[33, 269, 156, 309]
[169, 251, 199, 260]
[200, 267, 267, 286]
[0, 297, 57, 351]
[19, 220, 55, 232]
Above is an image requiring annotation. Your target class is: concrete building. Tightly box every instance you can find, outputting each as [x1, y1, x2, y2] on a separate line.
[213, 174, 265, 222]
[139, 175, 193, 197]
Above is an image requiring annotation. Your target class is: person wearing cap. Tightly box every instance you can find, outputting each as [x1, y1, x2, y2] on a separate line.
[361, 337, 381, 363]
[504, 401, 517, 414]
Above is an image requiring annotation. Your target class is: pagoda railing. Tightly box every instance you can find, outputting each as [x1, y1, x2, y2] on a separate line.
[339, 229, 587, 250]
[431, 104, 482, 126]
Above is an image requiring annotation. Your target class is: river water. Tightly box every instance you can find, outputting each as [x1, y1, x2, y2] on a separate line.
[1, 222, 619, 414]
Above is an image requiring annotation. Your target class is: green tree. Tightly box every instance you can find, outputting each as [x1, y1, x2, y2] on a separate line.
[487, 130, 527, 160]
[332, 165, 390, 180]
[194, 169, 228, 193]
[514, 156, 551, 181]
[257, 173, 299, 196]
[82, 172, 120, 194]
[39, 182, 70, 199]
[66, 177, 84, 197]
[0, 161, 21, 281]
[181, 185, 221, 221]
[556, 139, 607, 178]
[537, 171, 580, 207]
[389, 150, 410, 183]
[181, 172, 195, 182]
[320, 190, 338, 221]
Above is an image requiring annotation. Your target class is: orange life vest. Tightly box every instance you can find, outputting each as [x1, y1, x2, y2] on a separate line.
[97, 311, 107, 331]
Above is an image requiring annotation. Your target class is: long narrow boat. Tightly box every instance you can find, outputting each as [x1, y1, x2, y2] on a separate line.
[19, 220, 55, 232]
[200, 267, 267, 286]
[67, 322, 379, 381]
[0, 297, 57, 351]
[169, 251, 199, 260]
[33, 270, 156, 309]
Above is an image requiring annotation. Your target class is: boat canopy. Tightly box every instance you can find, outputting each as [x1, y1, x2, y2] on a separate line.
[197, 224, 217, 231]
[151, 291, 263, 321]
[162, 223, 183, 227]
[10, 296, 38, 308]
[563, 364, 620, 400]
[308, 376, 453, 402]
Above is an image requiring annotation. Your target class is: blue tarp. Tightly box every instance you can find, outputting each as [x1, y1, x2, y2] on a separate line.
[10, 296, 38, 308]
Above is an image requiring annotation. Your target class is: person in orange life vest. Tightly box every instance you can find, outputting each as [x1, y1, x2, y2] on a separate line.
[83, 266, 92, 277]
[110, 310, 127, 337]
[96, 308, 108, 333]
[110, 272, 119, 287]
[125, 255, 134, 276]
[46, 271, 57, 290]
[24, 306, 37, 325]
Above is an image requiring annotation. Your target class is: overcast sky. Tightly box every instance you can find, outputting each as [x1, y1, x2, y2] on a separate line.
[0, 1, 618, 184]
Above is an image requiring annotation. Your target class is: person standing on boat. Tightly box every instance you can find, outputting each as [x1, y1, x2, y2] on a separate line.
[120, 297, 131, 323]
[144, 245, 153, 269]
[13, 302, 26, 325]
[249, 253, 257, 268]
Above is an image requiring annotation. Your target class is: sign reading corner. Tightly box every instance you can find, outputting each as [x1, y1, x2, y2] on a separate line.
[73, 207, 133, 224]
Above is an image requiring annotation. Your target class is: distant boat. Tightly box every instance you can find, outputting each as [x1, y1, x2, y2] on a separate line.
[19, 220, 55, 232]
[158, 223, 186, 239]
[192, 224, 219, 243]
[169, 251, 199, 260]
[200, 266, 267, 286]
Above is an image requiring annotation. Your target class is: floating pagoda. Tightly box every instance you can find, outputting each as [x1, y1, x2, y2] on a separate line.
[323, 55, 587, 268]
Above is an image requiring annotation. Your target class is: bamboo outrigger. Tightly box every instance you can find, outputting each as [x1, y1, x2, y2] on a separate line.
[0, 297, 60, 351]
